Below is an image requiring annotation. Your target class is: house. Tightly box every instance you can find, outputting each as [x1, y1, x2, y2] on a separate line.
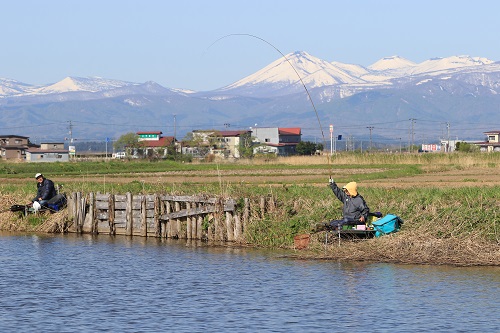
[131, 131, 176, 158]
[476, 130, 500, 152]
[251, 127, 302, 156]
[0, 135, 37, 160]
[217, 130, 252, 158]
[187, 130, 252, 159]
[26, 142, 70, 162]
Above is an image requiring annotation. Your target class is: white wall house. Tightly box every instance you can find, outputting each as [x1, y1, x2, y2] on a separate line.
[251, 127, 302, 156]
[26, 142, 69, 162]
[190, 130, 251, 159]
[476, 130, 500, 152]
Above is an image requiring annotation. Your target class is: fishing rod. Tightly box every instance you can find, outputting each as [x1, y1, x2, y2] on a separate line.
[206, 33, 332, 177]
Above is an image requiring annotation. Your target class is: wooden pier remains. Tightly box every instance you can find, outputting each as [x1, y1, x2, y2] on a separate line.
[65, 192, 249, 241]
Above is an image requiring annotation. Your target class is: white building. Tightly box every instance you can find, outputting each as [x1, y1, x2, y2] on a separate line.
[26, 142, 69, 162]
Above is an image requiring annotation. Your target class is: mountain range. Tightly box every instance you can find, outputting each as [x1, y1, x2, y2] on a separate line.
[1, 51, 499, 145]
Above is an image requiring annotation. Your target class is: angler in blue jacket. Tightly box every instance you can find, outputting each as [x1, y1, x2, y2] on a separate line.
[315, 179, 370, 231]
[32, 173, 57, 208]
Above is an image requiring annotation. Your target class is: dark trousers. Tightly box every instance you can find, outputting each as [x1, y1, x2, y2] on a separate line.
[328, 219, 344, 229]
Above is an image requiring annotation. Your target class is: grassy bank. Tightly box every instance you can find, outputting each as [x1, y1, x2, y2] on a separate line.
[1, 152, 499, 266]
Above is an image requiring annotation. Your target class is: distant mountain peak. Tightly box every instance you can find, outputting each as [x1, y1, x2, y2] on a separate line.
[368, 56, 417, 71]
[34, 76, 137, 95]
[220, 51, 366, 93]
[410, 55, 495, 75]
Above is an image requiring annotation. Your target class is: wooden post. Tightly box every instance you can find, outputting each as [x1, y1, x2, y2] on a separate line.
[207, 214, 214, 241]
[78, 194, 86, 234]
[154, 194, 161, 238]
[191, 203, 198, 239]
[109, 194, 115, 235]
[75, 192, 82, 233]
[191, 216, 197, 240]
[82, 192, 95, 233]
[141, 195, 147, 237]
[91, 192, 98, 234]
[234, 214, 242, 241]
[226, 211, 234, 241]
[125, 192, 133, 236]
[197, 214, 203, 240]
[186, 202, 192, 239]
[67, 192, 76, 232]
[174, 201, 181, 238]
[164, 201, 171, 238]
[214, 213, 221, 241]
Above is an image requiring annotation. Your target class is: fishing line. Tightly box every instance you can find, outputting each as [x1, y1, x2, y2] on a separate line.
[206, 33, 332, 175]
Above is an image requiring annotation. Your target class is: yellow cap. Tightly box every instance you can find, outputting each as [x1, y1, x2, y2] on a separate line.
[343, 182, 358, 196]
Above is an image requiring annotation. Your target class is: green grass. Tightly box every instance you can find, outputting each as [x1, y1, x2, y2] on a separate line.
[238, 185, 500, 246]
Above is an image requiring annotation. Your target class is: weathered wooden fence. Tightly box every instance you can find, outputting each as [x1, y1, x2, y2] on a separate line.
[66, 192, 253, 241]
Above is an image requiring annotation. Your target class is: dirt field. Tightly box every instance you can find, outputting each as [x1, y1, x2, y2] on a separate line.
[363, 166, 500, 188]
[26, 166, 498, 189]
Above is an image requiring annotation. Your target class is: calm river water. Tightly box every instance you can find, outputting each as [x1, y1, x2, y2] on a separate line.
[0, 231, 498, 333]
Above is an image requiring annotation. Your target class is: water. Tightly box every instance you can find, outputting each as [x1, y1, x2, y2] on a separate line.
[0, 231, 498, 333]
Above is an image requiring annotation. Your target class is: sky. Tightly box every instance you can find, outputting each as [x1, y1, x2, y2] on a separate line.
[2, 0, 500, 92]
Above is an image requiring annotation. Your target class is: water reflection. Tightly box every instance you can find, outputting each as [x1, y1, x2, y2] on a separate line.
[0, 231, 498, 332]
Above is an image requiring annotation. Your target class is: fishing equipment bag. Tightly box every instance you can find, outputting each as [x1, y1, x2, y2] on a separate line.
[372, 214, 403, 237]
[47, 193, 67, 211]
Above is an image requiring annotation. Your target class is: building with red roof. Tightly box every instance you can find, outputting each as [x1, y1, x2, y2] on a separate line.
[130, 131, 177, 158]
[251, 127, 302, 156]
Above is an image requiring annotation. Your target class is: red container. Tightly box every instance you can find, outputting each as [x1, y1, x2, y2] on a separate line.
[294, 234, 310, 249]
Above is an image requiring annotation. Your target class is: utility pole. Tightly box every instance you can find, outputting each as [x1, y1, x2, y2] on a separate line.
[409, 118, 416, 153]
[173, 114, 177, 140]
[447, 122, 450, 153]
[329, 124, 333, 155]
[67, 120, 75, 159]
[68, 120, 74, 143]
[367, 126, 374, 152]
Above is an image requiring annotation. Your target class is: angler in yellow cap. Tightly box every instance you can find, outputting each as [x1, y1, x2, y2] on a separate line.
[315, 179, 370, 231]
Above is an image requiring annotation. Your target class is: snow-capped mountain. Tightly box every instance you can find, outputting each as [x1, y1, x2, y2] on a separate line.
[1, 52, 500, 143]
[206, 52, 500, 99]
[0, 76, 138, 98]
[367, 55, 417, 71]
[408, 55, 494, 75]
[35, 76, 138, 95]
[219, 51, 367, 96]
[1, 53, 497, 99]
[0, 78, 34, 96]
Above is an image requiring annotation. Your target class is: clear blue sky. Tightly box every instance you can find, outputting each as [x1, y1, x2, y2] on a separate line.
[2, 0, 499, 91]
